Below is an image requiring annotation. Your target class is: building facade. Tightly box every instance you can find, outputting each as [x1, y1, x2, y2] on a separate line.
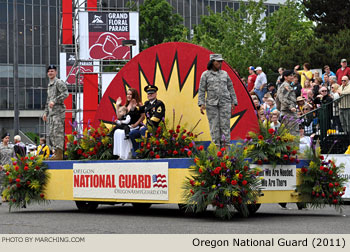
[0, 0, 60, 135]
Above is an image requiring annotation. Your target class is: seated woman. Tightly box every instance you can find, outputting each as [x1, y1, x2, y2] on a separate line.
[112, 88, 145, 160]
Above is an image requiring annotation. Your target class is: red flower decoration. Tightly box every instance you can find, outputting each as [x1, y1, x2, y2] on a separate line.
[217, 151, 223, 157]
[187, 151, 192, 156]
[268, 128, 275, 134]
[197, 145, 204, 151]
[173, 150, 178, 155]
[242, 180, 248, 186]
[198, 168, 203, 173]
[231, 180, 237, 185]
[149, 151, 155, 157]
[258, 135, 264, 140]
[155, 154, 160, 159]
[214, 167, 222, 174]
[220, 147, 226, 152]
[283, 155, 289, 160]
[257, 160, 263, 165]
[188, 143, 193, 148]
[329, 183, 334, 188]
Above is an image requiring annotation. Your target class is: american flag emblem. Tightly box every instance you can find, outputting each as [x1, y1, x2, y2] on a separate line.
[152, 174, 167, 188]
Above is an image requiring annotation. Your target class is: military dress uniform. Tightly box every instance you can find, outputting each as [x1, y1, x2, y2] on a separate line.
[275, 81, 298, 135]
[43, 75, 69, 156]
[129, 85, 165, 157]
[198, 54, 238, 147]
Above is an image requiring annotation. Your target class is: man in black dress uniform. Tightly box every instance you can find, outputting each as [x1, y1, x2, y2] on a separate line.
[129, 85, 165, 158]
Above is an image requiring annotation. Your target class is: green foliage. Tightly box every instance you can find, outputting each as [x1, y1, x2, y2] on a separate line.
[263, 0, 314, 71]
[305, 28, 350, 71]
[297, 146, 348, 211]
[303, 0, 350, 36]
[183, 143, 262, 219]
[25, 132, 39, 145]
[193, 0, 315, 77]
[245, 115, 300, 167]
[193, 0, 266, 75]
[139, 0, 188, 50]
[2, 155, 50, 211]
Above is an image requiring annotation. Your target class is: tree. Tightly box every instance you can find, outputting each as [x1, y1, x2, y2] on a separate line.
[303, 0, 350, 36]
[263, 0, 314, 72]
[192, 0, 266, 76]
[192, 0, 314, 79]
[139, 0, 188, 50]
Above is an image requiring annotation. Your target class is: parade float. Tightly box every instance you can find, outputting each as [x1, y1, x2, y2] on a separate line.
[2, 42, 348, 218]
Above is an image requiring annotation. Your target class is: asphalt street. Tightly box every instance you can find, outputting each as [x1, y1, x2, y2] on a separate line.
[1, 201, 350, 234]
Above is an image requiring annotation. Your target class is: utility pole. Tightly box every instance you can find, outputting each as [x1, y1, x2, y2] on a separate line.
[13, 0, 19, 135]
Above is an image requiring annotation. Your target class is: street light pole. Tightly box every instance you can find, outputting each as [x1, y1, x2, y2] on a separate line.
[13, 0, 19, 135]
[122, 40, 136, 59]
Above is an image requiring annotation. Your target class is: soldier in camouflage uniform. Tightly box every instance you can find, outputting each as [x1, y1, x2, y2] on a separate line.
[42, 65, 69, 160]
[198, 54, 238, 148]
[275, 70, 298, 135]
[0, 133, 14, 203]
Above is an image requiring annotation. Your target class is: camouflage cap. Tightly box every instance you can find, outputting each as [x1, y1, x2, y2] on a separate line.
[210, 54, 224, 61]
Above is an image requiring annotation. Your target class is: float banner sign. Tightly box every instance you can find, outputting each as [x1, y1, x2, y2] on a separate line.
[327, 154, 350, 199]
[251, 164, 297, 191]
[73, 162, 169, 200]
[88, 12, 130, 60]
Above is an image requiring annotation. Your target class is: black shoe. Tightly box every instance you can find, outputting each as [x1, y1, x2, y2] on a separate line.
[124, 135, 130, 140]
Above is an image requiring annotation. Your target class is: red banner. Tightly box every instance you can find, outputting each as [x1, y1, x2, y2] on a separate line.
[62, 0, 72, 44]
[83, 74, 99, 129]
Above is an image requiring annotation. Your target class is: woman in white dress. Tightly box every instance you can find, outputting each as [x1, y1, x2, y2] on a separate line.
[113, 88, 145, 159]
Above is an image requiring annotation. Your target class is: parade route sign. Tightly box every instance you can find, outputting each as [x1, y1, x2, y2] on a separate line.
[73, 162, 168, 201]
[251, 164, 297, 191]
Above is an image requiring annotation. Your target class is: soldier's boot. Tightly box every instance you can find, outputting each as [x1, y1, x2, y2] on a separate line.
[50, 148, 63, 160]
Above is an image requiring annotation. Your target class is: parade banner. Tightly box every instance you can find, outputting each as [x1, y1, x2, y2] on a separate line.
[251, 165, 297, 191]
[73, 162, 169, 200]
[79, 11, 139, 60]
[66, 53, 94, 85]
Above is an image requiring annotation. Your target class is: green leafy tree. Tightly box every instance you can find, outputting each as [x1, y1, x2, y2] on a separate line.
[139, 0, 188, 50]
[263, 0, 314, 72]
[303, 0, 350, 36]
[192, 0, 266, 77]
[305, 28, 350, 71]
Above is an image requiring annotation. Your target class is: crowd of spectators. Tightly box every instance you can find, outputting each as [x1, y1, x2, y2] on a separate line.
[244, 59, 350, 140]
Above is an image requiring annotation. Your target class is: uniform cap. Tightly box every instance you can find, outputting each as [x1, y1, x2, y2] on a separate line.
[144, 85, 158, 94]
[210, 54, 224, 61]
[47, 64, 57, 72]
[1, 132, 10, 139]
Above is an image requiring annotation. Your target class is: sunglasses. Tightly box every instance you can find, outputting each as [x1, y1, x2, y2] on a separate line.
[320, 90, 327, 92]
[342, 80, 347, 82]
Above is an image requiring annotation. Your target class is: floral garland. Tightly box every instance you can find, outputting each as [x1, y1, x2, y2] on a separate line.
[65, 122, 113, 160]
[2, 155, 49, 210]
[244, 115, 299, 166]
[137, 113, 201, 159]
[297, 146, 347, 210]
[183, 143, 262, 219]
